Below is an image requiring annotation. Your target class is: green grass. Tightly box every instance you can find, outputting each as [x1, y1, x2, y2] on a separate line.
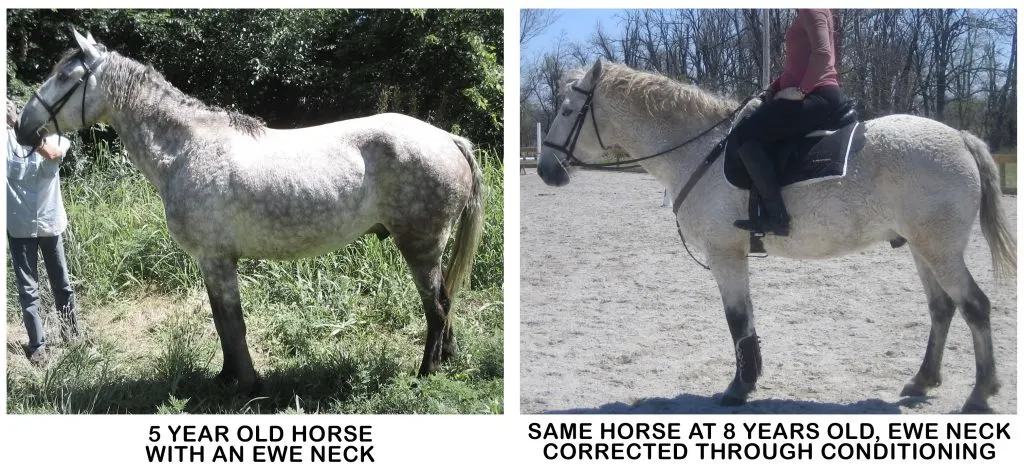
[6, 147, 504, 415]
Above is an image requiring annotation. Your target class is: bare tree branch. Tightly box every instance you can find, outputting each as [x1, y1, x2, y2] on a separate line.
[521, 9, 560, 45]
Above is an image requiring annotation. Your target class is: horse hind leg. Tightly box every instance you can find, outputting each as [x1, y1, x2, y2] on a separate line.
[915, 250, 999, 413]
[393, 233, 452, 376]
[199, 257, 260, 394]
[901, 249, 956, 397]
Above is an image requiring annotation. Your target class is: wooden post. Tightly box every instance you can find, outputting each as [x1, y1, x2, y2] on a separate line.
[762, 9, 770, 89]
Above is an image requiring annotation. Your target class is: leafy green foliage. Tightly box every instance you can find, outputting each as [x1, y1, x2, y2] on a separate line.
[7, 9, 504, 155]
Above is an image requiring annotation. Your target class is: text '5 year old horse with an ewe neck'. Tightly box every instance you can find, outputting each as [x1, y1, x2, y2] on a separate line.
[537, 59, 1015, 413]
[14, 30, 485, 394]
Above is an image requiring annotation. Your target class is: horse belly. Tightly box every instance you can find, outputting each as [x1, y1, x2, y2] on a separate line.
[229, 203, 377, 260]
[761, 184, 895, 259]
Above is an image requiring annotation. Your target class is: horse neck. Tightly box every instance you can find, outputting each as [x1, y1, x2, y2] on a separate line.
[100, 58, 221, 194]
[599, 94, 733, 192]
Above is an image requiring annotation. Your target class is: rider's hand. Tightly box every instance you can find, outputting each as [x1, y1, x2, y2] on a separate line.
[775, 87, 806, 101]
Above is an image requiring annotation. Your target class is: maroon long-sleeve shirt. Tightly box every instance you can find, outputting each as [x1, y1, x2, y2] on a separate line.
[770, 9, 840, 93]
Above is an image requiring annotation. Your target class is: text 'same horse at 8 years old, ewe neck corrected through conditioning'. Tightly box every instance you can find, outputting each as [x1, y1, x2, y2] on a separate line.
[14, 30, 486, 394]
[536, 59, 1016, 413]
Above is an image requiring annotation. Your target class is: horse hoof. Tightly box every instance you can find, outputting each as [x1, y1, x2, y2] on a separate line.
[215, 370, 238, 387]
[236, 377, 263, 397]
[961, 402, 993, 414]
[719, 393, 748, 407]
[900, 382, 928, 397]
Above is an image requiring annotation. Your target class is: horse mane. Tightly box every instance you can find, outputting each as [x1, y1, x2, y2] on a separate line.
[564, 61, 739, 124]
[98, 51, 266, 137]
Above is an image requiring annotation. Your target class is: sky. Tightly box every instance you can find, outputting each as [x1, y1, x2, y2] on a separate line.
[520, 9, 627, 62]
[519, 8, 1016, 72]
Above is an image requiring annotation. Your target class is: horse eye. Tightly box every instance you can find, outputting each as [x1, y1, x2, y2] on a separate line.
[57, 72, 69, 81]
[561, 108, 573, 117]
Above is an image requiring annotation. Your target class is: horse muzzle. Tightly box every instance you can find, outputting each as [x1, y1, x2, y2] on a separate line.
[14, 123, 45, 148]
[537, 152, 571, 187]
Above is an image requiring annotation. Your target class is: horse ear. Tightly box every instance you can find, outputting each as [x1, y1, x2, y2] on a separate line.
[590, 58, 604, 83]
[72, 28, 102, 60]
[86, 31, 96, 44]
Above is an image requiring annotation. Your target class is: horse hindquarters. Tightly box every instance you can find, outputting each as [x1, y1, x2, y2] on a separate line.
[395, 135, 484, 376]
[898, 132, 1012, 413]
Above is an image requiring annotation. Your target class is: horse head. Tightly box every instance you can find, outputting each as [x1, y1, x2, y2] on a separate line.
[15, 28, 110, 147]
[537, 58, 611, 187]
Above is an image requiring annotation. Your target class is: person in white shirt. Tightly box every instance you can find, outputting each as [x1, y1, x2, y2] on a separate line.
[6, 98, 81, 364]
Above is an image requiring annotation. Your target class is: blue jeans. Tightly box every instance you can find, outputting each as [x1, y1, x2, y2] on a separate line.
[8, 234, 80, 350]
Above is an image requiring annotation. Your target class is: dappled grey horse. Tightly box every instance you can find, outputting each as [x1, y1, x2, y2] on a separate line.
[15, 30, 485, 393]
[536, 59, 1016, 413]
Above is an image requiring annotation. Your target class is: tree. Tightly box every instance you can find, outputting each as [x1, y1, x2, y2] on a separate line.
[521, 9, 559, 45]
[7, 9, 505, 156]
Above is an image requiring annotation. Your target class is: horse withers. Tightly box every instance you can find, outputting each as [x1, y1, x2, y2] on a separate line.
[15, 29, 486, 394]
[536, 58, 1015, 413]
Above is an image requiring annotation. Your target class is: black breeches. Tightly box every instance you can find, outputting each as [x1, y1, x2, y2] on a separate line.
[731, 86, 845, 148]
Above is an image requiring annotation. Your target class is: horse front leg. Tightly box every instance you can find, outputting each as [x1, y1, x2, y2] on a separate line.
[710, 252, 761, 406]
[199, 257, 260, 394]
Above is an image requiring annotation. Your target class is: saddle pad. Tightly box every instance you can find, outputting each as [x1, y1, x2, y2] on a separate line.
[724, 120, 866, 190]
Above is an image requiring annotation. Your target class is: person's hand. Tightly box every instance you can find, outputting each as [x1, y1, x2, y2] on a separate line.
[36, 142, 64, 160]
[775, 87, 806, 101]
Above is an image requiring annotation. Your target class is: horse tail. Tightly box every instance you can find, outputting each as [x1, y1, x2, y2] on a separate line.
[961, 130, 1017, 280]
[444, 134, 485, 299]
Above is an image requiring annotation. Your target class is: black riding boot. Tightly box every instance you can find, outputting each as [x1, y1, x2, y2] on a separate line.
[733, 141, 790, 236]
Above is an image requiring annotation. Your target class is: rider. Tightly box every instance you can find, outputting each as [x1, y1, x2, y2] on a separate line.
[731, 9, 846, 237]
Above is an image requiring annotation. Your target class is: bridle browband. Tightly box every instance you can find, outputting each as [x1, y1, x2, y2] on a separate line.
[18, 53, 105, 155]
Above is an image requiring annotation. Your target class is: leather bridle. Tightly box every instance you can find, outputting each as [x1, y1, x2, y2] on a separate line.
[20, 53, 105, 150]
